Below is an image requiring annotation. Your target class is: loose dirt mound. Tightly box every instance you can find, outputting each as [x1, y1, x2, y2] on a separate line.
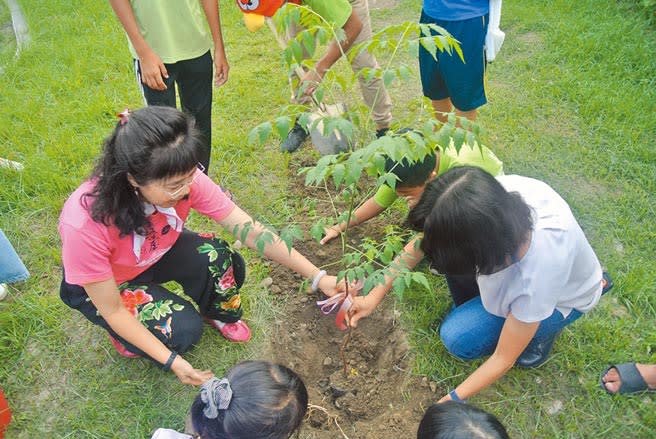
[262, 161, 445, 438]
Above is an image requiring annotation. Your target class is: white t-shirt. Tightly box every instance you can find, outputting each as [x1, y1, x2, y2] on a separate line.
[477, 175, 602, 322]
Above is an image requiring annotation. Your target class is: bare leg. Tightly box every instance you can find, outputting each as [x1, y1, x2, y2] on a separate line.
[431, 97, 452, 123]
[431, 98, 478, 124]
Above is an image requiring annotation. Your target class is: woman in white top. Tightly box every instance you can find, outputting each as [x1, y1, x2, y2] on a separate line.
[407, 166, 611, 403]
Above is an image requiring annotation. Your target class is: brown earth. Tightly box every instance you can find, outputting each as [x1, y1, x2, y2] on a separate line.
[261, 158, 445, 439]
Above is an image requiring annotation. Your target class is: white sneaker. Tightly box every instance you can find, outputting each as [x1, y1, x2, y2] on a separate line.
[0, 284, 7, 301]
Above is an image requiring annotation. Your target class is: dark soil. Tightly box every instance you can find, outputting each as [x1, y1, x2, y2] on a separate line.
[261, 158, 445, 439]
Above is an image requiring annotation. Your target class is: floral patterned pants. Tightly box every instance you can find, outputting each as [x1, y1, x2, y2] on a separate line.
[60, 231, 245, 362]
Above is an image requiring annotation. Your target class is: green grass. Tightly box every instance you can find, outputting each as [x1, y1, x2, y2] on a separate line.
[0, 0, 654, 437]
[400, 1, 656, 437]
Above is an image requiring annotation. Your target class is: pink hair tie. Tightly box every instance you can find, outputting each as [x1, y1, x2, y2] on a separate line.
[117, 108, 131, 125]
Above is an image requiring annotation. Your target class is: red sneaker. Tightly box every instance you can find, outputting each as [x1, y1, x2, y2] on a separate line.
[205, 318, 251, 343]
[107, 334, 141, 358]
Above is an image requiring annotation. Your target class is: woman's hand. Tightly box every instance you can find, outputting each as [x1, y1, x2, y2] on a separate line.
[171, 356, 214, 385]
[348, 293, 382, 328]
[320, 226, 341, 245]
[317, 274, 340, 297]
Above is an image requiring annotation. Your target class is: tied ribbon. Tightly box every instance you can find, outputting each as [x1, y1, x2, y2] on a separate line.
[316, 280, 363, 331]
[117, 108, 130, 125]
[200, 377, 233, 419]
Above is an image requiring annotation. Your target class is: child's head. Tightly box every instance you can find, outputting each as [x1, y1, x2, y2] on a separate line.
[417, 402, 510, 439]
[383, 130, 437, 206]
[191, 361, 308, 439]
[407, 166, 532, 275]
[88, 106, 204, 235]
[384, 130, 437, 189]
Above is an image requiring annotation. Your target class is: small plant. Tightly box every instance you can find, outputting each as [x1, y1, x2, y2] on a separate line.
[248, 4, 484, 374]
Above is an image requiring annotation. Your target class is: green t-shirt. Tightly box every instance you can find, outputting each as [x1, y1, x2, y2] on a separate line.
[127, 0, 212, 63]
[373, 142, 504, 208]
[303, 0, 352, 28]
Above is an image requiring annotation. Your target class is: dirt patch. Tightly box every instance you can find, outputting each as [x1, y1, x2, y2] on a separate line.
[262, 160, 444, 438]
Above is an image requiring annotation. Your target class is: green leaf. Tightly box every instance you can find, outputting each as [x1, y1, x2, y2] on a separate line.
[255, 231, 275, 255]
[383, 69, 396, 88]
[412, 272, 432, 292]
[280, 225, 304, 253]
[310, 220, 326, 242]
[419, 36, 438, 60]
[392, 277, 406, 296]
[239, 222, 253, 244]
[397, 65, 410, 82]
[274, 116, 291, 141]
[290, 40, 303, 64]
[301, 30, 316, 58]
[332, 163, 346, 188]
[247, 121, 272, 145]
[453, 127, 466, 151]
[172, 304, 184, 311]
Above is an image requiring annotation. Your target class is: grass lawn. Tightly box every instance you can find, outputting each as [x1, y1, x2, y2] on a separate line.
[0, 0, 654, 437]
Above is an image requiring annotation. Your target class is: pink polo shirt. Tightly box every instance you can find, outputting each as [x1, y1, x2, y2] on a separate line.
[59, 171, 235, 286]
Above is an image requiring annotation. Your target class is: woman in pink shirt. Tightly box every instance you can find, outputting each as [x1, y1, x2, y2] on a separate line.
[59, 106, 340, 385]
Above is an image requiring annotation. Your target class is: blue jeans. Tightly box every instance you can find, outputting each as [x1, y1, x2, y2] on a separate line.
[439, 296, 583, 360]
[0, 229, 29, 284]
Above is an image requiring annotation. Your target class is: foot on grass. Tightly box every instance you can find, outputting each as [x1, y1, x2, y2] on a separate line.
[602, 363, 656, 394]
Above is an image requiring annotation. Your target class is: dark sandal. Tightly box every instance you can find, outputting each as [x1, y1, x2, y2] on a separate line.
[601, 271, 613, 295]
[600, 362, 656, 395]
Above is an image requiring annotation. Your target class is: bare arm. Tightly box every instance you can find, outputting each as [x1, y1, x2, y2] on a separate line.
[108, 0, 168, 90]
[84, 278, 213, 385]
[200, 0, 230, 86]
[219, 205, 340, 295]
[439, 314, 539, 401]
[301, 10, 363, 94]
[349, 236, 424, 327]
[321, 197, 386, 245]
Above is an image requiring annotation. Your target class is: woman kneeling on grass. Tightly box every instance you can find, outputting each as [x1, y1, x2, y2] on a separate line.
[59, 106, 340, 385]
[407, 166, 612, 402]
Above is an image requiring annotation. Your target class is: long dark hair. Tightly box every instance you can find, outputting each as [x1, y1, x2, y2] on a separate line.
[407, 166, 532, 275]
[84, 106, 203, 236]
[417, 402, 510, 439]
[191, 361, 309, 439]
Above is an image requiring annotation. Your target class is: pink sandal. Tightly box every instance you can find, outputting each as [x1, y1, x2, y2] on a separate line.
[108, 334, 141, 358]
[205, 318, 251, 343]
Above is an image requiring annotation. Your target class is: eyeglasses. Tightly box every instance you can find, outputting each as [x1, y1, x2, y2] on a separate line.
[162, 163, 205, 198]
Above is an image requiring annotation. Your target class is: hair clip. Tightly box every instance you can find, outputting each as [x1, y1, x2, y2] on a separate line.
[117, 108, 131, 125]
[200, 377, 233, 419]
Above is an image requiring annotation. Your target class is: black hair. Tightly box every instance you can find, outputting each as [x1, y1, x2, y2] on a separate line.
[383, 129, 437, 188]
[407, 166, 532, 275]
[191, 361, 309, 439]
[83, 106, 203, 236]
[417, 402, 510, 439]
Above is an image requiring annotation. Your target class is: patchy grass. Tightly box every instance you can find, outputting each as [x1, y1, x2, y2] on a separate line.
[0, 0, 654, 437]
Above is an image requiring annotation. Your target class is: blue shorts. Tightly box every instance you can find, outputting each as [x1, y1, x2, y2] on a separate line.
[418, 11, 488, 112]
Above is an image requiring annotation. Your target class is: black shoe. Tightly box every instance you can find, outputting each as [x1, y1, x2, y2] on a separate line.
[375, 127, 390, 138]
[281, 123, 309, 153]
[516, 330, 561, 368]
